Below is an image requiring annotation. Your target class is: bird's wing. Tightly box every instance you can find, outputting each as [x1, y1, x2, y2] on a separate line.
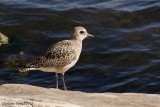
[26, 40, 77, 68]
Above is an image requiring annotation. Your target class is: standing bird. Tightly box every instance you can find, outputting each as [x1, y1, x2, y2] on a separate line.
[19, 26, 93, 90]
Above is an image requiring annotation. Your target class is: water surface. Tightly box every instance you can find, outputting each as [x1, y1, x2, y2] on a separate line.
[0, 0, 160, 93]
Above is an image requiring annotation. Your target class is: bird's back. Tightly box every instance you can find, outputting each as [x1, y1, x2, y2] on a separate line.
[25, 40, 82, 72]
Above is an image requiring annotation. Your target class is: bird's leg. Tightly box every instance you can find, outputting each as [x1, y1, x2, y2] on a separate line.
[55, 73, 58, 89]
[62, 73, 67, 90]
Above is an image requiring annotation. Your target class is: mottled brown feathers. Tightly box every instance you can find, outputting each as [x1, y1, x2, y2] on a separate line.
[26, 40, 77, 68]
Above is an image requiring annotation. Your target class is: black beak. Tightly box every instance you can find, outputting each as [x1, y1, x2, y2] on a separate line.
[87, 33, 94, 37]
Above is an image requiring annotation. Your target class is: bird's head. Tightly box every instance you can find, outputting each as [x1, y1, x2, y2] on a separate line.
[72, 26, 93, 41]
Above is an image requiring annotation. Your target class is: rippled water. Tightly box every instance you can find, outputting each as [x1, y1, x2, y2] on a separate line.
[0, 0, 160, 93]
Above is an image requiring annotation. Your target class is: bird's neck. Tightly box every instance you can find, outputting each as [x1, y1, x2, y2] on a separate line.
[70, 39, 82, 47]
[72, 38, 83, 42]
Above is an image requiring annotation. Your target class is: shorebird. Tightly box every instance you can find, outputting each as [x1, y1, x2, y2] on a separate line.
[19, 26, 93, 90]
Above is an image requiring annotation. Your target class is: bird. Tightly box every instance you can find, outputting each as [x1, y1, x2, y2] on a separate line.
[19, 26, 93, 90]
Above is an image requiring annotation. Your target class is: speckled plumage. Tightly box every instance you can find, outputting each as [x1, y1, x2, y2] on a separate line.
[19, 26, 93, 90]
[25, 40, 82, 72]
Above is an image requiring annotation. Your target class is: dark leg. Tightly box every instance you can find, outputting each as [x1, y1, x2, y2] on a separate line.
[62, 73, 67, 90]
[55, 73, 58, 89]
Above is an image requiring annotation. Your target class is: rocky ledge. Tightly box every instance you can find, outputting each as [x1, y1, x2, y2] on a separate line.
[0, 32, 9, 47]
[0, 84, 159, 107]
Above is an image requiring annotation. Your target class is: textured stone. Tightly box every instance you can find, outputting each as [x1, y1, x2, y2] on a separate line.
[0, 84, 159, 107]
[0, 32, 9, 47]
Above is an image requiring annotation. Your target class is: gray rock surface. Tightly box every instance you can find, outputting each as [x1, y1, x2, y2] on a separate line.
[0, 84, 159, 107]
[0, 32, 9, 47]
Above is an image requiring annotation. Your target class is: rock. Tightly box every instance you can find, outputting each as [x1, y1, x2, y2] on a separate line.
[0, 32, 9, 47]
[0, 96, 81, 107]
[0, 84, 160, 107]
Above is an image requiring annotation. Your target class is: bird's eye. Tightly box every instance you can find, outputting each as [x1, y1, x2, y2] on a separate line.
[80, 31, 85, 34]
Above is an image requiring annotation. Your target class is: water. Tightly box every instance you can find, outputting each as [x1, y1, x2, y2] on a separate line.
[0, 0, 160, 93]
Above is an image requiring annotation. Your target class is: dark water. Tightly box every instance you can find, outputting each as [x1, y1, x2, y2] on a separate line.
[0, 0, 160, 93]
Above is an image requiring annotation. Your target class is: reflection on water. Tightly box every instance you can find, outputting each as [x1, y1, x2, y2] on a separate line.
[0, 0, 160, 93]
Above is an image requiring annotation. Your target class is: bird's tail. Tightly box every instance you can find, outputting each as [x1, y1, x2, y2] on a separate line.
[19, 68, 36, 72]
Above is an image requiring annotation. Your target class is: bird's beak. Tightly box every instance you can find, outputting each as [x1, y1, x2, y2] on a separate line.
[87, 33, 94, 37]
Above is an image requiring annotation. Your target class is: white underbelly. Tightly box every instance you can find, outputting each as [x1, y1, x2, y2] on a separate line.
[38, 67, 58, 73]
[38, 59, 78, 73]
